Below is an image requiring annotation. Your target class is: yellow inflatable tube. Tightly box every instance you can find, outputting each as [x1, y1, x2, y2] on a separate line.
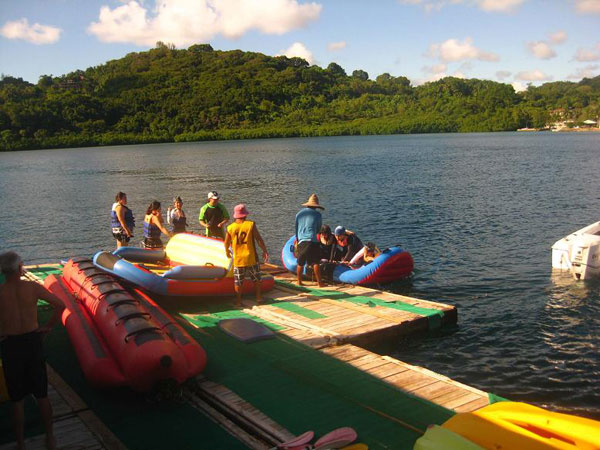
[441, 402, 600, 450]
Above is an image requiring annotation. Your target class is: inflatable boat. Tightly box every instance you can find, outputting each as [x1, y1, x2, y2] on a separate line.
[93, 233, 274, 296]
[44, 258, 207, 391]
[414, 401, 600, 449]
[281, 236, 413, 285]
[551, 221, 600, 280]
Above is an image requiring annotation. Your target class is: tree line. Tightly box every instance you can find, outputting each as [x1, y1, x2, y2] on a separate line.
[1, 43, 599, 151]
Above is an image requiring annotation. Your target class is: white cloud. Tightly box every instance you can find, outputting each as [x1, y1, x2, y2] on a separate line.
[88, 0, 322, 46]
[526, 41, 556, 59]
[568, 64, 600, 80]
[574, 43, 600, 62]
[428, 37, 499, 63]
[0, 18, 61, 44]
[575, 0, 600, 13]
[327, 41, 346, 51]
[477, 0, 524, 12]
[398, 0, 525, 13]
[511, 81, 527, 92]
[496, 70, 511, 80]
[549, 30, 567, 44]
[515, 70, 552, 81]
[277, 42, 314, 64]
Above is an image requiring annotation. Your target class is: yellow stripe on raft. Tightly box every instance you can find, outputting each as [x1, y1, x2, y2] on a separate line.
[441, 402, 600, 450]
[165, 233, 232, 275]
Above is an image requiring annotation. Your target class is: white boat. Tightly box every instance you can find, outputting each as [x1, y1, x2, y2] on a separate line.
[551, 221, 600, 280]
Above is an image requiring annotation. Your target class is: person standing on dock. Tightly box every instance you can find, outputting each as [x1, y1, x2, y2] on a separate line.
[199, 191, 230, 240]
[295, 194, 325, 287]
[167, 196, 187, 234]
[0, 251, 64, 450]
[224, 204, 269, 306]
[111, 192, 135, 249]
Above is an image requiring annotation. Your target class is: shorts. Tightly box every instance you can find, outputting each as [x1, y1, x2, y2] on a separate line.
[142, 237, 163, 249]
[233, 264, 261, 287]
[297, 241, 321, 266]
[112, 232, 131, 244]
[0, 331, 48, 402]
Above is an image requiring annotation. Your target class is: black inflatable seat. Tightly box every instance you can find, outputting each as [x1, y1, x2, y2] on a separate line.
[112, 303, 149, 322]
[103, 291, 137, 307]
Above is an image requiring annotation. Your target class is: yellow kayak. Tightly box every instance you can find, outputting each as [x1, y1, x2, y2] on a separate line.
[440, 402, 600, 450]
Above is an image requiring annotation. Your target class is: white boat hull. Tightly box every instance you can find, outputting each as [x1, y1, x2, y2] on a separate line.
[551, 221, 600, 280]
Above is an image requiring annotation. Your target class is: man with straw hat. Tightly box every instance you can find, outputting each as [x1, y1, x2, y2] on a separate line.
[295, 194, 325, 287]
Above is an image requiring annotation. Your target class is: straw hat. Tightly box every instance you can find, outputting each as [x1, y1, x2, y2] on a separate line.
[302, 194, 324, 210]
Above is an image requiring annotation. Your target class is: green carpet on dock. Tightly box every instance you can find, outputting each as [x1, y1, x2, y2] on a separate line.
[180, 297, 455, 449]
[276, 279, 446, 329]
[6, 265, 457, 450]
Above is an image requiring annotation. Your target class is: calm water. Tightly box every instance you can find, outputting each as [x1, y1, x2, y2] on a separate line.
[1, 132, 599, 419]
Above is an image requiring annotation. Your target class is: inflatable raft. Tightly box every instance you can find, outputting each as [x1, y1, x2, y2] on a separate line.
[93, 233, 274, 296]
[44, 258, 207, 391]
[281, 236, 413, 285]
[414, 401, 600, 449]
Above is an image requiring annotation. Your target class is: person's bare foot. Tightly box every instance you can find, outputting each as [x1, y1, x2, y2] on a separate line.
[318, 283, 326, 288]
[256, 298, 262, 305]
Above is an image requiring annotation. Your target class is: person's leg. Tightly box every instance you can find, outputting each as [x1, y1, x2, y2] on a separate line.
[37, 397, 56, 450]
[11, 400, 25, 450]
[234, 284, 243, 306]
[296, 265, 304, 285]
[313, 263, 325, 287]
[254, 282, 262, 304]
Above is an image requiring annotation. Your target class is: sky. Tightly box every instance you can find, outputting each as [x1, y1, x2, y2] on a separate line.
[0, 0, 599, 91]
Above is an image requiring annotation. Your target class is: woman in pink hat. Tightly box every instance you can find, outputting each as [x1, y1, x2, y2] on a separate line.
[224, 204, 269, 306]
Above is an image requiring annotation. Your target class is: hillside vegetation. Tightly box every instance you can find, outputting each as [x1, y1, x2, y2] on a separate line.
[1, 43, 599, 151]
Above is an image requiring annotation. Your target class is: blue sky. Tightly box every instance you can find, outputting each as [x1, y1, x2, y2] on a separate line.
[1, 0, 599, 91]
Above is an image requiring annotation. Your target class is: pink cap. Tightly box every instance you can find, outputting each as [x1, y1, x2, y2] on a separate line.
[233, 204, 250, 219]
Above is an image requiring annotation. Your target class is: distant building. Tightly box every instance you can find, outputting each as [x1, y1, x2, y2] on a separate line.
[582, 119, 597, 128]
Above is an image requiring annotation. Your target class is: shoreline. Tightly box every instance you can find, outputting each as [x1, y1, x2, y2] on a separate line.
[2, 127, 600, 152]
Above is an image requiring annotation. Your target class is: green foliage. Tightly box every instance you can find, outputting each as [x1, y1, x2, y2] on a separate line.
[0, 48, 598, 151]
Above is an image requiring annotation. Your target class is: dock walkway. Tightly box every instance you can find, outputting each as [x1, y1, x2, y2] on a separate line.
[6, 264, 495, 450]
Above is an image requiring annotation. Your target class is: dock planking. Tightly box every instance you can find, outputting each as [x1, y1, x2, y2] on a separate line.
[19, 263, 491, 450]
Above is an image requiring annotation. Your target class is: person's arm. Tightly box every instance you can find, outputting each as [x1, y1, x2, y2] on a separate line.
[116, 205, 132, 236]
[166, 207, 173, 224]
[35, 284, 64, 333]
[153, 214, 172, 237]
[224, 230, 232, 259]
[253, 225, 269, 263]
[199, 205, 209, 228]
[348, 247, 366, 266]
[218, 204, 229, 228]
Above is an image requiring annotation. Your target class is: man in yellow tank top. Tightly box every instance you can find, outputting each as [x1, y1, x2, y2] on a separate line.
[224, 204, 269, 306]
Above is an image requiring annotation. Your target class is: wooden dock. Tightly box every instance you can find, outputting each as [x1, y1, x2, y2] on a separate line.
[11, 263, 494, 450]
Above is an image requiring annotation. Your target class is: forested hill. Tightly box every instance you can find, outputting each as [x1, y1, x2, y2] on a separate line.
[1, 43, 599, 151]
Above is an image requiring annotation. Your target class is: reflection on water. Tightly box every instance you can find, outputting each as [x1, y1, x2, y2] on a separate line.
[1, 133, 599, 419]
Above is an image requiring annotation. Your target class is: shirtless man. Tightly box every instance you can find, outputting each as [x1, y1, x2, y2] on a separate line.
[0, 251, 64, 450]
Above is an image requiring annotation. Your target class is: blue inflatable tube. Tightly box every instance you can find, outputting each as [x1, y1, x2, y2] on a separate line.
[281, 236, 414, 285]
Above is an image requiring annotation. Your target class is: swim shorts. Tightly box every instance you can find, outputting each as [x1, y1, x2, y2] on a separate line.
[297, 241, 321, 266]
[112, 232, 131, 243]
[142, 237, 163, 249]
[233, 264, 261, 287]
[0, 331, 48, 401]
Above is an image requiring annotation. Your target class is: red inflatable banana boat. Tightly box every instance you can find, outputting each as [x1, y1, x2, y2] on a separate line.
[45, 257, 206, 392]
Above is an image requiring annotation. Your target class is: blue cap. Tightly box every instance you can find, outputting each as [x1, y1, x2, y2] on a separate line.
[334, 226, 346, 236]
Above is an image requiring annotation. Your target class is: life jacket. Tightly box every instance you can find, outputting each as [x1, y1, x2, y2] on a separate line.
[363, 247, 381, 263]
[111, 203, 135, 233]
[171, 209, 187, 233]
[227, 220, 257, 267]
[143, 218, 161, 239]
